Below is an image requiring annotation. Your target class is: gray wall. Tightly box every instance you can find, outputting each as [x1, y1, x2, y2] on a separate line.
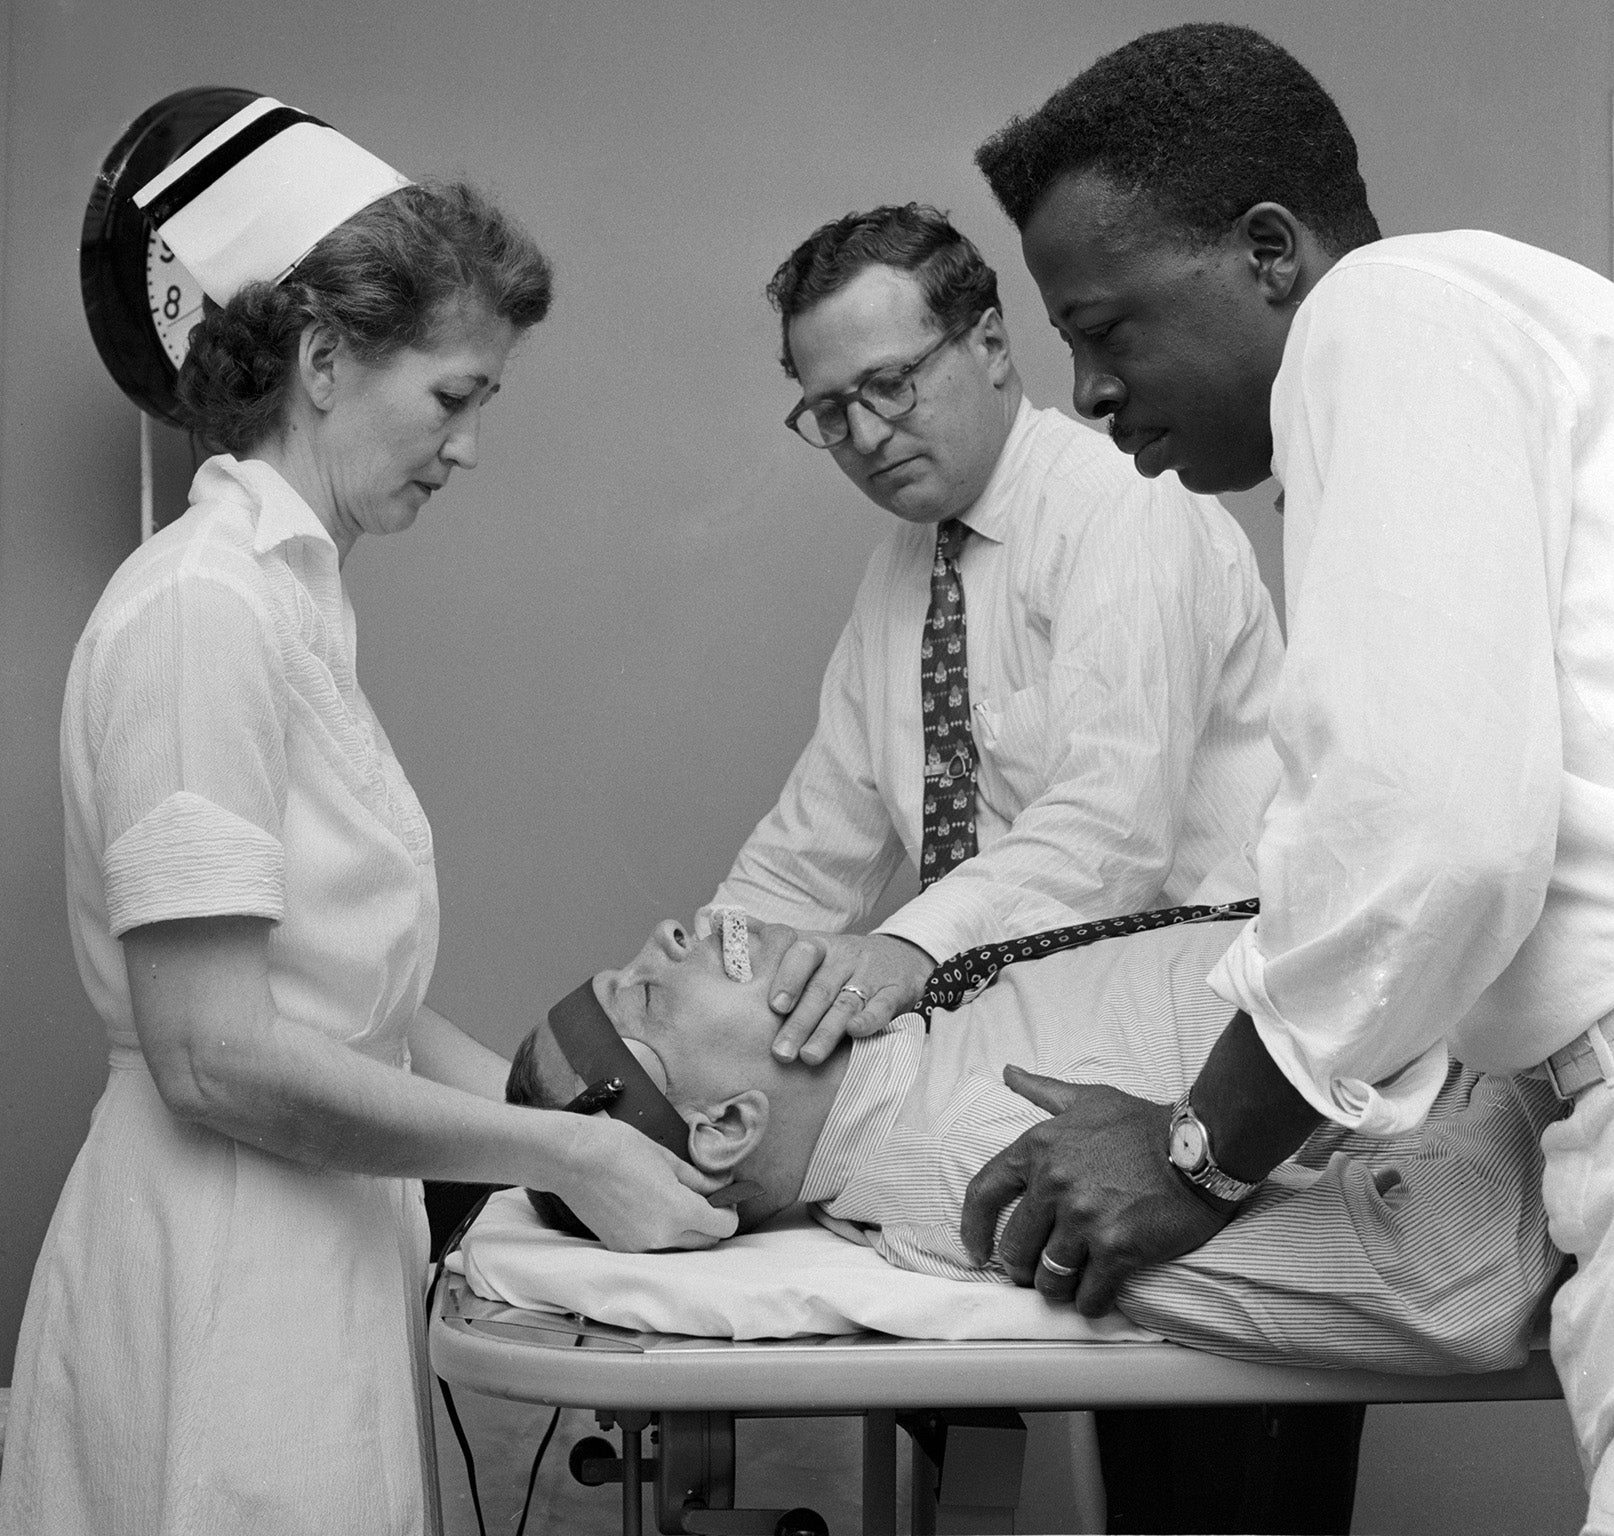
[1, 2, 1607, 1528]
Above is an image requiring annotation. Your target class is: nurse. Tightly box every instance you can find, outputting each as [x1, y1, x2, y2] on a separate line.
[0, 102, 734, 1536]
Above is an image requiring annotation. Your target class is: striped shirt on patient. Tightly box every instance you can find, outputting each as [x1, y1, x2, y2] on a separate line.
[801, 919, 1565, 1375]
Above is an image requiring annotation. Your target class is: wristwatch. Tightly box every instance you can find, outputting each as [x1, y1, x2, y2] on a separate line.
[1167, 1092, 1261, 1208]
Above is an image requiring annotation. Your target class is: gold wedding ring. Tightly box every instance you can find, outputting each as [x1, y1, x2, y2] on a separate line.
[838, 984, 870, 1005]
[1039, 1252, 1076, 1277]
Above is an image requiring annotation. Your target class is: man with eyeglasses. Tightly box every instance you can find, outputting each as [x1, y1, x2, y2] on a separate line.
[697, 203, 1363, 1533]
[705, 204, 1283, 1069]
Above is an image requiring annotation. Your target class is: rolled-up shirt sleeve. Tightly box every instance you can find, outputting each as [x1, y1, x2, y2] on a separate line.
[82, 567, 290, 936]
[1208, 258, 1570, 1134]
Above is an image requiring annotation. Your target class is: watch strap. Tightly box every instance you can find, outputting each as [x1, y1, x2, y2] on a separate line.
[1168, 1091, 1262, 1208]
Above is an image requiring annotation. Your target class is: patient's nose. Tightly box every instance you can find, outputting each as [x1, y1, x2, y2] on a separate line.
[653, 919, 693, 960]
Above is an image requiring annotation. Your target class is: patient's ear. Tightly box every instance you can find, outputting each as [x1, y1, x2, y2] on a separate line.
[685, 1090, 769, 1173]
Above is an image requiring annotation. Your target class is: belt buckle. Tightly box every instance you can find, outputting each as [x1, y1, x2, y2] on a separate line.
[1543, 1046, 1582, 1101]
[1543, 1013, 1614, 1101]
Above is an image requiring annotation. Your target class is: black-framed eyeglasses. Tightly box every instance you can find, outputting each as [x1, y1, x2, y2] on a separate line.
[784, 315, 978, 448]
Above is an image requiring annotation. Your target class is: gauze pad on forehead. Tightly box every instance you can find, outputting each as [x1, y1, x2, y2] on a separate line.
[713, 907, 752, 983]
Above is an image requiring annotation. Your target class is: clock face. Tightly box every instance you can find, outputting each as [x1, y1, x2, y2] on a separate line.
[1169, 1113, 1207, 1172]
[80, 86, 260, 425]
[144, 229, 207, 371]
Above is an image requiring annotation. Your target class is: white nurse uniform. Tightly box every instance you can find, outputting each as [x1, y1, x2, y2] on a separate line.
[1, 455, 444, 1536]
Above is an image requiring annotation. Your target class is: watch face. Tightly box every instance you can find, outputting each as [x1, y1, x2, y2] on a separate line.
[80, 86, 259, 425]
[145, 229, 207, 371]
[1169, 1113, 1207, 1173]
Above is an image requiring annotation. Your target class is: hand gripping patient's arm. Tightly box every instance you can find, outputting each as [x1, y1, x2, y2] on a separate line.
[1115, 1066, 1568, 1374]
[814, 917, 1568, 1373]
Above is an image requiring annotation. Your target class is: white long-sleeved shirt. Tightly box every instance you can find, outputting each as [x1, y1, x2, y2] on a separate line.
[709, 399, 1284, 961]
[802, 918, 1563, 1375]
[1208, 231, 1614, 1135]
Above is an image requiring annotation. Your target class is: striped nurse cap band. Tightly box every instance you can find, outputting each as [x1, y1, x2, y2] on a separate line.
[133, 94, 411, 305]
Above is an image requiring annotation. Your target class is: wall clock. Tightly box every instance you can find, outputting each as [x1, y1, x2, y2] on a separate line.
[80, 86, 259, 426]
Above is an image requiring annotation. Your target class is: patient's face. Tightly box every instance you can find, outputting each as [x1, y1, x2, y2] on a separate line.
[592, 917, 797, 1106]
[511, 915, 851, 1236]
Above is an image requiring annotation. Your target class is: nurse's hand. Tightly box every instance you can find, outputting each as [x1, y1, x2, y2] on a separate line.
[766, 931, 934, 1066]
[558, 1115, 740, 1251]
[959, 1070, 1230, 1316]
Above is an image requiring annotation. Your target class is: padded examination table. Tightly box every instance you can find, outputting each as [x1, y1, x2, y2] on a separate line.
[429, 1192, 1562, 1535]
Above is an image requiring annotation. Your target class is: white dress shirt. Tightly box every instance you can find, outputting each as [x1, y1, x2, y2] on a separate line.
[1208, 232, 1614, 1135]
[710, 399, 1284, 962]
[801, 919, 1563, 1375]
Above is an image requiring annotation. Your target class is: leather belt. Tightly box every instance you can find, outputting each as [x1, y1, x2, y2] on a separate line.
[1539, 1010, 1614, 1100]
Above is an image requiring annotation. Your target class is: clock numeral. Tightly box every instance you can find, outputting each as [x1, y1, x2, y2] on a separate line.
[164, 286, 182, 319]
[157, 241, 176, 264]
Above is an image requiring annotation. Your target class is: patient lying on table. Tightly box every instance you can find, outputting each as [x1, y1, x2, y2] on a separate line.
[507, 913, 1564, 1374]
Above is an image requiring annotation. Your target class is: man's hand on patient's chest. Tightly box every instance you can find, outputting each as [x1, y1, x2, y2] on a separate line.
[959, 1074, 1232, 1315]
[765, 931, 934, 1065]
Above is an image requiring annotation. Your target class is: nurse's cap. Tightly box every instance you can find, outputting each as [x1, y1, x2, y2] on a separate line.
[133, 95, 411, 305]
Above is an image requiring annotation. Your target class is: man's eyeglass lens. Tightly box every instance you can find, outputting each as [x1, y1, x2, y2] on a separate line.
[793, 377, 915, 447]
[787, 321, 971, 448]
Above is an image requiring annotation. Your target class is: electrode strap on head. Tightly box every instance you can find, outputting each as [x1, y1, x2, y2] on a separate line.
[544, 981, 765, 1212]
[545, 982, 693, 1161]
[562, 1078, 624, 1116]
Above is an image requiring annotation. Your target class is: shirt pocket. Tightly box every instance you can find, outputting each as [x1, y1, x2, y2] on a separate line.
[972, 682, 1052, 814]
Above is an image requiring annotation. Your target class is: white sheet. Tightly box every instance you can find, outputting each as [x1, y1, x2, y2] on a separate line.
[451, 1188, 1159, 1343]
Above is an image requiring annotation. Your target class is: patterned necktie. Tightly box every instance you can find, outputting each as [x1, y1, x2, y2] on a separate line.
[916, 899, 1259, 1025]
[920, 518, 977, 888]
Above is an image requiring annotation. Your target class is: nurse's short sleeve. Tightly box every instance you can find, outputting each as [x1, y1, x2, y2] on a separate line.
[86, 567, 289, 935]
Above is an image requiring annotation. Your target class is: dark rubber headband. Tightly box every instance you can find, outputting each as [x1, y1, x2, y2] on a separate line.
[546, 980, 694, 1165]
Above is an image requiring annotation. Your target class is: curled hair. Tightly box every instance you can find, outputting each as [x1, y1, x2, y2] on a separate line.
[766, 203, 1001, 378]
[975, 23, 1379, 256]
[505, 1027, 602, 1242]
[179, 181, 554, 453]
